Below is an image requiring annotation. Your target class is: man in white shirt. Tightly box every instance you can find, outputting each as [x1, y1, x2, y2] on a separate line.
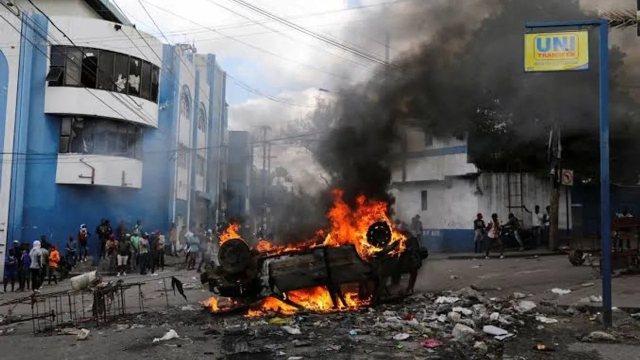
[484, 213, 504, 259]
[524, 205, 544, 246]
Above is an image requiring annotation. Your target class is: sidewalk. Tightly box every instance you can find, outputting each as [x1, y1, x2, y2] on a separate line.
[446, 248, 561, 260]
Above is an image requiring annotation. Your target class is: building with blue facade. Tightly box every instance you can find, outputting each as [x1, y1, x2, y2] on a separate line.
[0, 0, 228, 275]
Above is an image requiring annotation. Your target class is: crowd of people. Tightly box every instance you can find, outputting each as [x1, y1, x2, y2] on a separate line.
[2, 218, 228, 293]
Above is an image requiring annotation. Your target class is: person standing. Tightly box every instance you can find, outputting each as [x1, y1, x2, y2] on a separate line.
[504, 213, 524, 251]
[133, 220, 142, 236]
[20, 247, 31, 291]
[96, 219, 106, 260]
[186, 232, 200, 270]
[410, 215, 423, 242]
[29, 240, 43, 292]
[484, 213, 504, 259]
[542, 206, 551, 245]
[106, 235, 118, 272]
[473, 213, 486, 254]
[524, 205, 543, 247]
[48, 245, 60, 285]
[179, 225, 188, 258]
[129, 233, 140, 270]
[138, 234, 149, 275]
[78, 224, 89, 262]
[116, 235, 131, 277]
[116, 220, 126, 240]
[169, 223, 178, 257]
[39, 245, 50, 286]
[65, 235, 77, 268]
[3, 249, 18, 293]
[155, 230, 166, 272]
[197, 234, 212, 273]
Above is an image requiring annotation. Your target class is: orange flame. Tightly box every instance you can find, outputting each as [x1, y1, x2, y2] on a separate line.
[219, 223, 241, 245]
[201, 296, 238, 312]
[246, 286, 369, 317]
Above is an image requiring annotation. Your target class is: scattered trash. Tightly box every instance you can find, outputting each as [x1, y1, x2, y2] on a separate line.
[283, 326, 302, 335]
[450, 275, 459, 280]
[483, 325, 514, 341]
[402, 313, 415, 321]
[115, 324, 130, 331]
[551, 288, 571, 296]
[474, 341, 488, 353]
[393, 333, 411, 341]
[536, 316, 559, 324]
[76, 329, 90, 341]
[452, 324, 476, 342]
[269, 317, 289, 325]
[180, 305, 196, 311]
[453, 307, 473, 316]
[533, 344, 555, 352]
[590, 295, 603, 302]
[153, 329, 179, 343]
[581, 282, 595, 287]
[472, 265, 482, 269]
[435, 296, 460, 304]
[327, 345, 342, 351]
[287, 357, 303, 360]
[292, 339, 312, 347]
[582, 331, 617, 343]
[131, 324, 146, 329]
[512, 292, 526, 299]
[631, 313, 640, 319]
[420, 339, 443, 348]
[70, 271, 97, 291]
[515, 300, 537, 313]
[349, 329, 357, 336]
[0, 327, 15, 336]
[489, 312, 500, 321]
[447, 311, 462, 323]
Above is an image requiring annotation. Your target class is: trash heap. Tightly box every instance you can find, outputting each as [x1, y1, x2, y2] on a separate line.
[207, 286, 552, 359]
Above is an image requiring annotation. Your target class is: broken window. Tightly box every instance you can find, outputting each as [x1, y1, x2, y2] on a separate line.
[421, 190, 428, 211]
[48, 46, 65, 86]
[81, 49, 98, 88]
[59, 118, 72, 153]
[140, 61, 151, 100]
[151, 66, 159, 102]
[97, 50, 115, 91]
[128, 57, 141, 97]
[65, 48, 82, 86]
[114, 53, 129, 93]
[58, 117, 142, 159]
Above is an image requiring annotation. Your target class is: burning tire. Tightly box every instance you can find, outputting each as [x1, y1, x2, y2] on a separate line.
[218, 238, 252, 275]
[367, 221, 392, 248]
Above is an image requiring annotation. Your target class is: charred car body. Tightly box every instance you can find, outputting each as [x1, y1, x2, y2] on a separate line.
[201, 221, 428, 309]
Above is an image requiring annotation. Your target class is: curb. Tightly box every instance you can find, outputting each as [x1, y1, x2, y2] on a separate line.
[446, 251, 564, 260]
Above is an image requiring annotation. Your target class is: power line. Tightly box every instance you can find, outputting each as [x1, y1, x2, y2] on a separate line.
[142, 0, 353, 82]
[227, 0, 406, 72]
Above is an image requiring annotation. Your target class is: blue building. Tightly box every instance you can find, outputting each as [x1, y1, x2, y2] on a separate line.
[227, 131, 251, 219]
[0, 0, 228, 275]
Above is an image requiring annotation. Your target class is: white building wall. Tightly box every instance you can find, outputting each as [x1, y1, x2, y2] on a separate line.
[0, 6, 23, 278]
[56, 154, 143, 188]
[15, 0, 101, 19]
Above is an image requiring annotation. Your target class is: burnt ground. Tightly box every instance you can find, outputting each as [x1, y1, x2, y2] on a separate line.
[1, 256, 640, 359]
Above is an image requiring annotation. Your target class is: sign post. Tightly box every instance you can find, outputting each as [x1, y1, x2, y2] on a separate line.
[525, 20, 611, 328]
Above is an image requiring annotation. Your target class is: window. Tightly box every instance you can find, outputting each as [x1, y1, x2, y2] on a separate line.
[81, 49, 98, 88]
[140, 61, 151, 100]
[197, 108, 206, 131]
[180, 90, 191, 119]
[151, 66, 159, 102]
[47, 45, 160, 103]
[114, 53, 129, 93]
[177, 146, 188, 168]
[65, 48, 82, 86]
[128, 57, 141, 97]
[97, 51, 115, 91]
[58, 117, 142, 159]
[421, 190, 428, 211]
[196, 155, 205, 176]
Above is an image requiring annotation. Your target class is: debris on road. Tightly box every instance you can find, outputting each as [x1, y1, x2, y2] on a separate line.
[551, 288, 571, 296]
[483, 325, 514, 341]
[536, 316, 559, 324]
[514, 300, 537, 313]
[153, 329, 179, 343]
[452, 323, 476, 342]
[0, 327, 15, 336]
[534, 344, 556, 352]
[435, 296, 460, 304]
[582, 331, 618, 343]
[512, 292, 526, 299]
[474, 341, 488, 353]
[420, 339, 443, 348]
[76, 329, 90, 341]
[283, 325, 302, 335]
[393, 333, 411, 341]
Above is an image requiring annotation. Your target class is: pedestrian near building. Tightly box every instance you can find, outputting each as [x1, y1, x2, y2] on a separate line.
[48, 245, 60, 285]
[138, 234, 150, 275]
[524, 205, 543, 247]
[542, 206, 550, 245]
[29, 240, 43, 292]
[78, 224, 89, 262]
[3, 249, 18, 293]
[473, 213, 486, 254]
[106, 235, 118, 272]
[39, 244, 50, 286]
[20, 247, 31, 291]
[410, 215, 423, 242]
[116, 235, 131, 277]
[484, 213, 504, 259]
[187, 232, 200, 270]
[155, 230, 166, 272]
[65, 235, 77, 268]
[504, 213, 524, 251]
[197, 234, 213, 273]
[130, 233, 140, 270]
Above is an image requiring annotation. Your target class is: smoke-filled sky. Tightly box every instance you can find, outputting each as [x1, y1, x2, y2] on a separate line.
[114, 0, 640, 190]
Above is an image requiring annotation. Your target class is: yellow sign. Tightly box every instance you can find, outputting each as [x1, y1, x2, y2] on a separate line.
[524, 31, 589, 72]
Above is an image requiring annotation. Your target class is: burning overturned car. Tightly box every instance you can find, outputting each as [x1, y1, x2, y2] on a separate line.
[201, 190, 428, 315]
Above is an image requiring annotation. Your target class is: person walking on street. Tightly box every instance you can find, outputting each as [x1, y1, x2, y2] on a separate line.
[473, 213, 486, 254]
[504, 213, 524, 251]
[484, 213, 504, 259]
[116, 235, 131, 277]
[187, 232, 200, 270]
[3, 249, 18, 293]
[78, 224, 89, 262]
[48, 245, 60, 285]
[29, 240, 43, 292]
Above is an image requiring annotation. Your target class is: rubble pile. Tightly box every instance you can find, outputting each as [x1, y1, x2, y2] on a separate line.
[206, 287, 561, 359]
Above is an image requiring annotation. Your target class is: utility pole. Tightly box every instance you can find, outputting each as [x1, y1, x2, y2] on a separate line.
[549, 126, 561, 251]
[259, 126, 270, 235]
